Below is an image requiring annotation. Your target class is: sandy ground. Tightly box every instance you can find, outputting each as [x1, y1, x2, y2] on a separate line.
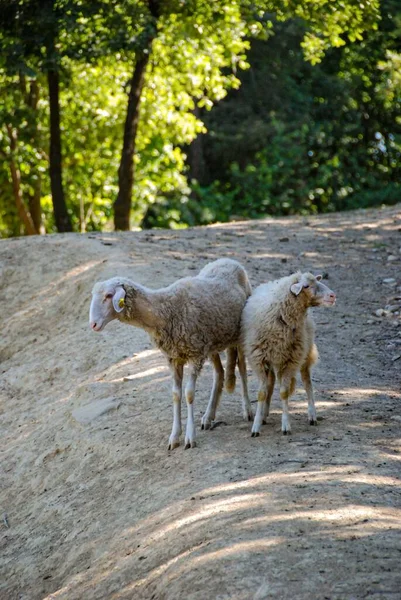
[1, 205, 401, 600]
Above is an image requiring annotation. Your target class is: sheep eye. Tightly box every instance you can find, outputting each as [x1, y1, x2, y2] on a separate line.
[303, 285, 310, 289]
[105, 293, 113, 300]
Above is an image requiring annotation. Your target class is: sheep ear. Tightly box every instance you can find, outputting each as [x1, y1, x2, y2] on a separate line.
[290, 282, 303, 296]
[112, 287, 126, 313]
[316, 274, 322, 281]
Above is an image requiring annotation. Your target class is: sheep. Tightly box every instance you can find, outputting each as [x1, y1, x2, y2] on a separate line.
[89, 258, 253, 450]
[241, 272, 336, 436]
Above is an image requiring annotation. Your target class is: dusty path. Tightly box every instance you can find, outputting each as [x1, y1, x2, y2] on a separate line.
[1, 206, 400, 600]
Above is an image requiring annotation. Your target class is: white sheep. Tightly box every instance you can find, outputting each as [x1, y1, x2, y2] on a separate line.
[89, 259, 253, 449]
[241, 272, 336, 436]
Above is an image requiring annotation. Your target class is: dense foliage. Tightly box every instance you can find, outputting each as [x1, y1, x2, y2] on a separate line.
[186, 2, 401, 225]
[1, 0, 398, 236]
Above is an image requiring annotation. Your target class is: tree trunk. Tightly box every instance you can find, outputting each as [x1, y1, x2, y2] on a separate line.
[29, 178, 42, 232]
[114, 54, 151, 230]
[17, 74, 43, 232]
[47, 69, 72, 232]
[27, 78, 43, 232]
[6, 125, 37, 235]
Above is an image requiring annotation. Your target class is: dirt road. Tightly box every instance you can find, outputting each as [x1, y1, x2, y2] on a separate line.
[1, 206, 400, 599]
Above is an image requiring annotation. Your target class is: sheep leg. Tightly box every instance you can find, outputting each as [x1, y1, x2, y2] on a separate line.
[168, 361, 183, 450]
[301, 364, 317, 426]
[201, 353, 224, 430]
[263, 369, 276, 423]
[279, 373, 296, 435]
[251, 377, 268, 437]
[238, 346, 253, 421]
[252, 368, 275, 436]
[184, 364, 201, 449]
[225, 347, 237, 393]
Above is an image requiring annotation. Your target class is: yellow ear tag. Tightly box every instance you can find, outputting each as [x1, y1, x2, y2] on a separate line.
[118, 298, 125, 309]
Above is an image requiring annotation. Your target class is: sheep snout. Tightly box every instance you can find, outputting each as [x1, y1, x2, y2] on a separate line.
[321, 291, 336, 306]
[315, 280, 336, 306]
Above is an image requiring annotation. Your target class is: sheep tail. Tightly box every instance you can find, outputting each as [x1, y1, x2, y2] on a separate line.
[225, 347, 237, 393]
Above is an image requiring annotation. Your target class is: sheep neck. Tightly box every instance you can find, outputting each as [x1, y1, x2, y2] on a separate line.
[279, 291, 309, 326]
[118, 284, 162, 333]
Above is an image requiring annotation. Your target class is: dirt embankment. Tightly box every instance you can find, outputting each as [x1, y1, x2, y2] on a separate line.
[1, 206, 400, 600]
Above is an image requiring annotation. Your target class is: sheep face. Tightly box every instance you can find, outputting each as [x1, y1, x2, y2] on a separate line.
[290, 273, 336, 307]
[89, 280, 126, 332]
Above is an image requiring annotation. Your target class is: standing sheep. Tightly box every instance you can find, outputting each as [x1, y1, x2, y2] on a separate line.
[241, 272, 336, 436]
[89, 259, 253, 450]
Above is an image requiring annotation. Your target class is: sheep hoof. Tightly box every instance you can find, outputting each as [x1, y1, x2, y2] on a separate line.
[282, 430, 288, 436]
[168, 441, 180, 451]
[201, 421, 211, 431]
[184, 441, 197, 449]
[251, 431, 260, 438]
[309, 419, 318, 426]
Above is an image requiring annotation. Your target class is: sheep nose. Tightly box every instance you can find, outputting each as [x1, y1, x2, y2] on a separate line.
[329, 293, 336, 301]
[91, 321, 97, 330]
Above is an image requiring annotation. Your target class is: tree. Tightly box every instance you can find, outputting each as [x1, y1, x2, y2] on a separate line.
[0, 0, 74, 231]
[0, 0, 124, 233]
[114, 0, 160, 230]
[45, 3, 72, 233]
[0, 71, 45, 235]
[112, 0, 251, 229]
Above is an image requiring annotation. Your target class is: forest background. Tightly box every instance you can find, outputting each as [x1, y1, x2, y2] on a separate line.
[0, 0, 400, 237]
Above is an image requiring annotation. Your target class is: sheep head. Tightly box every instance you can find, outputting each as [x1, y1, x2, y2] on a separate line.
[89, 279, 126, 332]
[290, 273, 336, 307]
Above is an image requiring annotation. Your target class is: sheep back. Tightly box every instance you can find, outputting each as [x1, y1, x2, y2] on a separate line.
[151, 259, 251, 362]
[198, 258, 252, 298]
